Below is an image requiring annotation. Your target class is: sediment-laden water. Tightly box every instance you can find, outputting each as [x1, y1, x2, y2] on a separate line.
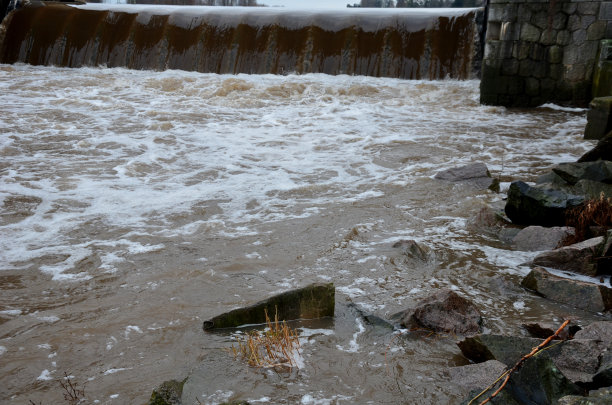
[0, 63, 600, 404]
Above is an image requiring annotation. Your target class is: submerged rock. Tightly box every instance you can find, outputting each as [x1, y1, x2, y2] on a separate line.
[393, 289, 482, 335]
[203, 283, 335, 330]
[150, 379, 186, 405]
[505, 181, 584, 226]
[434, 162, 499, 192]
[521, 267, 612, 313]
[531, 236, 605, 276]
[392, 239, 432, 262]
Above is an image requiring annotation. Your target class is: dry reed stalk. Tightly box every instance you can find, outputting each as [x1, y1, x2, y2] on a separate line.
[230, 308, 301, 369]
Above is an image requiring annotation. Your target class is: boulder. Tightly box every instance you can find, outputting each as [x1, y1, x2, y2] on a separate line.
[501, 354, 583, 405]
[573, 320, 612, 342]
[434, 162, 500, 192]
[578, 131, 612, 162]
[512, 226, 574, 251]
[552, 161, 612, 186]
[553, 339, 607, 384]
[521, 267, 612, 313]
[394, 289, 482, 335]
[445, 360, 507, 392]
[202, 283, 335, 330]
[593, 344, 612, 388]
[531, 236, 605, 276]
[505, 181, 584, 226]
[585, 97, 612, 140]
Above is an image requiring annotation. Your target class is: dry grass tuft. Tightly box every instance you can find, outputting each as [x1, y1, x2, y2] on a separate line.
[230, 309, 301, 369]
[562, 193, 612, 246]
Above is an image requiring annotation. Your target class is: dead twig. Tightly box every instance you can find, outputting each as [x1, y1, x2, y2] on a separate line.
[468, 319, 570, 405]
[59, 372, 85, 405]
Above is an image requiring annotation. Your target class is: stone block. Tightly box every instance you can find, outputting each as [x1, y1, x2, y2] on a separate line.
[489, 3, 517, 23]
[568, 14, 581, 32]
[565, 63, 587, 82]
[530, 10, 548, 29]
[521, 23, 542, 42]
[525, 77, 540, 96]
[581, 15, 597, 30]
[486, 21, 501, 41]
[549, 64, 563, 80]
[540, 29, 557, 45]
[519, 59, 534, 77]
[563, 41, 599, 64]
[593, 40, 612, 97]
[484, 40, 502, 60]
[577, 2, 600, 16]
[501, 58, 519, 75]
[529, 43, 546, 60]
[518, 3, 533, 23]
[587, 21, 607, 41]
[548, 46, 563, 64]
[552, 13, 568, 31]
[513, 42, 531, 60]
[572, 28, 587, 45]
[541, 78, 557, 93]
[564, 3, 578, 16]
[585, 97, 612, 140]
[507, 76, 525, 95]
[557, 30, 572, 46]
[600, 2, 612, 21]
[500, 22, 520, 41]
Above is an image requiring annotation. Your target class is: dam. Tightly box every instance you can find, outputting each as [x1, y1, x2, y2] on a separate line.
[0, 2, 482, 79]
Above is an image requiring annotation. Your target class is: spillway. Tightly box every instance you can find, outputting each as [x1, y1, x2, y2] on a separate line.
[0, 2, 482, 79]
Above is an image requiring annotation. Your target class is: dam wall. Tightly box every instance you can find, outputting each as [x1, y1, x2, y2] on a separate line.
[0, 3, 483, 79]
[480, 0, 612, 107]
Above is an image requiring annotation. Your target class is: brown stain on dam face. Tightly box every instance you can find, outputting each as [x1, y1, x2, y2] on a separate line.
[0, 4, 479, 79]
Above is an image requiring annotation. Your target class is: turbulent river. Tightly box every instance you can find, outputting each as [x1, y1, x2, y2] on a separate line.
[0, 63, 600, 404]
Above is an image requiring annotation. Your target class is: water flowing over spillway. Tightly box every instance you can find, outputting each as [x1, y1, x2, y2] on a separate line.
[0, 3, 481, 78]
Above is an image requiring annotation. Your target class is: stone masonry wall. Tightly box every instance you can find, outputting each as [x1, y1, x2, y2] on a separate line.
[481, 0, 612, 107]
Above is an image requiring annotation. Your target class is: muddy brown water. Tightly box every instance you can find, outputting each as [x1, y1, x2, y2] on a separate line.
[0, 63, 605, 404]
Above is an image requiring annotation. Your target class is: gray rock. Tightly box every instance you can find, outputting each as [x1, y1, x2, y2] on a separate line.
[502, 354, 583, 405]
[521, 267, 612, 313]
[393, 289, 482, 336]
[202, 283, 335, 330]
[554, 339, 607, 384]
[579, 131, 612, 162]
[505, 181, 584, 226]
[531, 236, 605, 276]
[572, 179, 612, 200]
[434, 162, 500, 192]
[573, 321, 612, 342]
[585, 97, 612, 141]
[445, 360, 507, 392]
[552, 161, 612, 186]
[457, 334, 549, 366]
[512, 226, 574, 251]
